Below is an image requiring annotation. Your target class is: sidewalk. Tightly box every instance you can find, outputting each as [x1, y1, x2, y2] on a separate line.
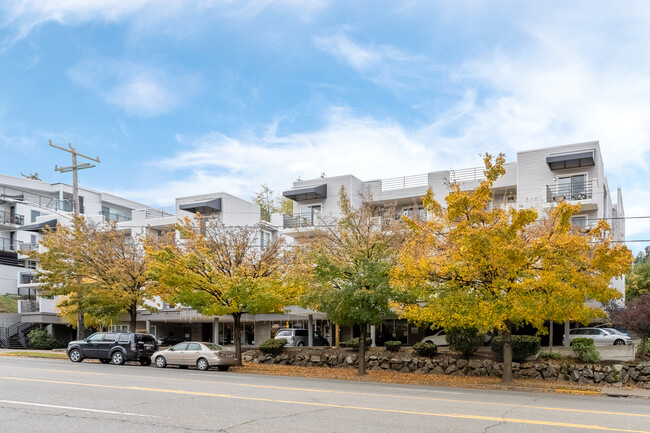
[1, 348, 649, 399]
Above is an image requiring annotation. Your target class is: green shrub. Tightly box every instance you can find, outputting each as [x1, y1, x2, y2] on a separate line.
[491, 335, 541, 362]
[413, 341, 438, 357]
[384, 341, 402, 352]
[339, 337, 372, 349]
[259, 338, 287, 356]
[27, 329, 62, 350]
[538, 352, 570, 361]
[572, 337, 600, 363]
[446, 327, 482, 356]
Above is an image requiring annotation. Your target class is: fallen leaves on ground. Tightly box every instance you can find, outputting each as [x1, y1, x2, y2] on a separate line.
[231, 362, 605, 396]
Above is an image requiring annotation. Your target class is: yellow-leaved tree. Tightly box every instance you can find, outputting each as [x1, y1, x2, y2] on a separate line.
[147, 215, 300, 365]
[26, 216, 158, 333]
[392, 153, 632, 384]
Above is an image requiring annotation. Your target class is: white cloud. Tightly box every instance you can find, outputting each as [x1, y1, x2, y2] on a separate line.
[67, 59, 199, 117]
[0, 0, 327, 51]
[314, 32, 431, 91]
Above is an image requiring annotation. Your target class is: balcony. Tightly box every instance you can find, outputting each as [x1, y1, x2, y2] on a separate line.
[100, 210, 132, 223]
[449, 167, 487, 183]
[546, 184, 593, 203]
[0, 238, 21, 252]
[19, 273, 37, 285]
[146, 208, 175, 219]
[283, 212, 318, 229]
[0, 210, 24, 227]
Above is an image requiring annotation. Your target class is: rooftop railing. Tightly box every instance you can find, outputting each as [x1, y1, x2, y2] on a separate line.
[449, 166, 486, 183]
[145, 208, 176, 219]
[380, 174, 428, 191]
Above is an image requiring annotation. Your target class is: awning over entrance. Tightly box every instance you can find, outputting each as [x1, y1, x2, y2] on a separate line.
[19, 218, 58, 232]
[546, 151, 595, 170]
[179, 198, 222, 214]
[283, 184, 327, 201]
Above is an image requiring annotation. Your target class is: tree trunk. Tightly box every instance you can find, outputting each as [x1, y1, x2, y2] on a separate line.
[77, 303, 85, 340]
[233, 313, 243, 366]
[129, 301, 138, 332]
[501, 325, 513, 384]
[358, 325, 367, 376]
[549, 320, 553, 354]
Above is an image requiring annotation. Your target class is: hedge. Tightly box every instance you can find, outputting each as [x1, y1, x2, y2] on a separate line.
[490, 335, 541, 362]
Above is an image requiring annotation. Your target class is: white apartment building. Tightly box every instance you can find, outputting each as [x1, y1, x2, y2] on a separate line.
[281, 141, 626, 345]
[0, 175, 320, 348]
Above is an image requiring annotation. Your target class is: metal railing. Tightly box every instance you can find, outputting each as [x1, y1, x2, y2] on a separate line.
[0, 321, 36, 349]
[380, 174, 428, 192]
[18, 242, 39, 252]
[449, 166, 487, 183]
[0, 238, 22, 252]
[100, 210, 132, 223]
[18, 300, 38, 312]
[283, 212, 317, 229]
[546, 184, 593, 202]
[0, 210, 24, 225]
[145, 208, 175, 219]
[19, 274, 36, 285]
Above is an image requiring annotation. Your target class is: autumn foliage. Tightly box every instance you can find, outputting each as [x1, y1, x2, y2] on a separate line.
[392, 153, 632, 383]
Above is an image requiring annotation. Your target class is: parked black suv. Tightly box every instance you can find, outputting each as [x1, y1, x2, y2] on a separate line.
[67, 332, 158, 365]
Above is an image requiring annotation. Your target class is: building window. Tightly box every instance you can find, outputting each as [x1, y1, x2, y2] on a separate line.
[109, 325, 130, 332]
[260, 231, 271, 250]
[571, 216, 587, 229]
[30, 210, 41, 223]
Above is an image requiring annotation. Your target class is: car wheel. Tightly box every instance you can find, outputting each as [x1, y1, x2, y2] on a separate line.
[99, 359, 111, 364]
[111, 351, 126, 365]
[613, 339, 625, 345]
[155, 356, 167, 368]
[297, 342, 304, 347]
[217, 366, 230, 372]
[68, 348, 83, 363]
[196, 358, 209, 371]
[139, 357, 152, 366]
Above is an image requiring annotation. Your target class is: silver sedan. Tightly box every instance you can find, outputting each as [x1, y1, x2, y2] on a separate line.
[152, 342, 237, 371]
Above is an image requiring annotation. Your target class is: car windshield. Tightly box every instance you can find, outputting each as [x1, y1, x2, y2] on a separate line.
[204, 343, 225, 351]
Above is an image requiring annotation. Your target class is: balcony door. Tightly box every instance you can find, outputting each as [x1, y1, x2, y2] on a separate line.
[558, 174, 586, 200]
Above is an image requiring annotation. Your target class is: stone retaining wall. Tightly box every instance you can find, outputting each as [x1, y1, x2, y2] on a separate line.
[243, 350, 650, 389]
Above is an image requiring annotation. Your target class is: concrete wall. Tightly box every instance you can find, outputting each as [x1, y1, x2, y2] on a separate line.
[0, 264, 19, 295]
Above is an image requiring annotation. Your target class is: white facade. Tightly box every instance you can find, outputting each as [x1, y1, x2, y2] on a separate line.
[282, 141, 626, 294]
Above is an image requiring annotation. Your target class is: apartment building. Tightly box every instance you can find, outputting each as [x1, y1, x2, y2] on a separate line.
[0, 175, 321, 348]
[281, 141, 626, 345]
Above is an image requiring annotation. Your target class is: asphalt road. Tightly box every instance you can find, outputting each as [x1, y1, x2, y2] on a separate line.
[1, 356, 650, 433]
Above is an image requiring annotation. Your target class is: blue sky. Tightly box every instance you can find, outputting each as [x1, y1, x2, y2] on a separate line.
[1, 1, 649, 253]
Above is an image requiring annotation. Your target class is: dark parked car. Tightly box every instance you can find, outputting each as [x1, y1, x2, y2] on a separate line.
[274, 328, 329, 347]
[67, 332, 158, 365]
[159, 335, 186, 347]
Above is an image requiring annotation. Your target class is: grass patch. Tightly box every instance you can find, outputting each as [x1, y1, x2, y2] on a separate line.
[0, 295, 18, 313]
[0, 351, 67, 359]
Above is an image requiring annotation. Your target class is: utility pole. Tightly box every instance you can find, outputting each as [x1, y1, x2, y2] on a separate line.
[49, 140, 100, 339]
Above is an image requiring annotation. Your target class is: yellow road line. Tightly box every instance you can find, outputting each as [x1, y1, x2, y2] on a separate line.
[4, 367, 649, 419]
[12, 366, 650, 420]
[0, 376, 648, 433]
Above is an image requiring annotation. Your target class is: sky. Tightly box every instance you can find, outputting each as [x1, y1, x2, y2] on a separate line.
[0, 1, 649, 253]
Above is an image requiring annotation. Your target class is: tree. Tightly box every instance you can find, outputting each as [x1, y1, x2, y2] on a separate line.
[27, 216, 157, 332]
[626, 247, 650, 300]
[302, 188, 406, 375]
[612, 293, 650, 358]
[147, 215, 297, 365]
[392, 153, 632, 384]
[252, 183, 293, 222]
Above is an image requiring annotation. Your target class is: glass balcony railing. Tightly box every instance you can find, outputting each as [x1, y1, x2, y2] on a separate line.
[100, 211, 132, 223]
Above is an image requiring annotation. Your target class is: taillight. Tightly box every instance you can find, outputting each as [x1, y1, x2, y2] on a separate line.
[131, 341, 136, 351]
